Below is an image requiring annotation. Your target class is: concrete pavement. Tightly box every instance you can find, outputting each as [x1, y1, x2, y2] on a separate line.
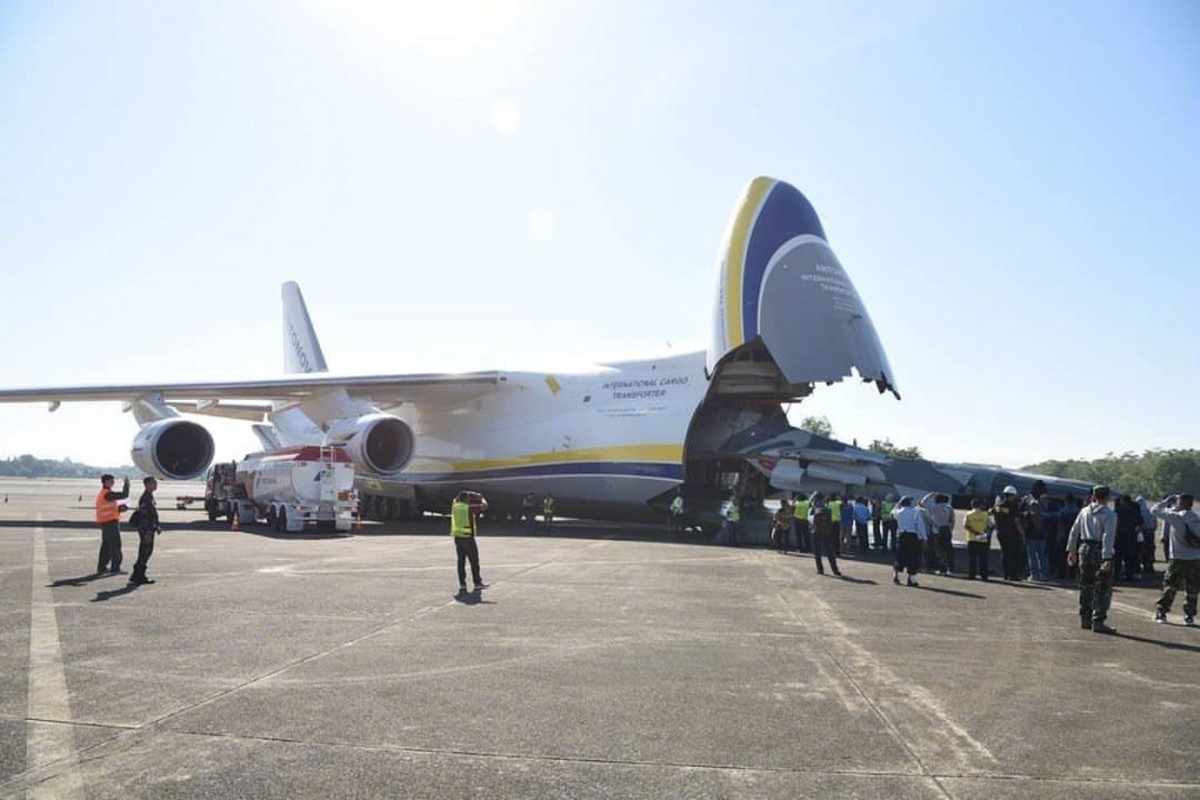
[1, 478, 1197, 799]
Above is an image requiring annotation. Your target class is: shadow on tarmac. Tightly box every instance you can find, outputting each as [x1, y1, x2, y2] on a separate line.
[1110, 631, 1200, 653]
[829, 574, 878, 586]
[913, 584, 986, 600]
[49, 572, 111, 587]
[91, 583, 143, 602]
[453, 589, 495, 606]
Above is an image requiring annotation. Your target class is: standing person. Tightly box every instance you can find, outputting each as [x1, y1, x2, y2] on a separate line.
[542, 493, 555, 533]
[991, 486, 1026, 581]
[852, 497, 871, 553]
[668, 491, 685, 536]
[1066, 485, 1118, 634]
[828, 495, 842, 553]
[94, 473, 130, 574]
[920, 492, 955, 574]
[725, 496, 741, 545]
[792, 493, 811, 553]
[129, 476, 161, 585]
[1136, 495, 1158, 575]
[771, 502, 792, 553]
[963, 498, 990, 580]
[840, 496, 855, 554]
[1114, 495, 1143, 582]
[522, 491, 537, 534]
[891, 496, 927, 586]
[809, 493, 841, 576]
[451, 491, 489, 593]
[870, 497, 883, 550]
[1022, 488, 1049, 582]
[1149, 494, 1200, 626]
[881, 494, 898, 553]
[1057, 496, 1081, 580]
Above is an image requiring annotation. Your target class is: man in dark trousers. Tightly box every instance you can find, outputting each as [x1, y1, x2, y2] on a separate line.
[991, 486, 1026, 581]
[94, 473, 130, 574]
[808, 493, 841, 576]
[451, 491, 489, 593]
[130, 476, 161, 585]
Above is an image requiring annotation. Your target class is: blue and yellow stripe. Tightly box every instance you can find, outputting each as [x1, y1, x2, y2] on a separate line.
[723, 177, 828, 348]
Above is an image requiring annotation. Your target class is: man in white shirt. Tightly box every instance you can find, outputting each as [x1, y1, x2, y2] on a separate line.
[891, 496, 928, 587]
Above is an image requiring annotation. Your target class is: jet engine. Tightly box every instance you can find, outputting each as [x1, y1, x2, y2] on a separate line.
[130, 418, 215, 480]
[324, 413, 414, 477]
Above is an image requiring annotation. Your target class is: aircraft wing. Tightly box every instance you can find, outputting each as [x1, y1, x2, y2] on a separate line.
[0, 371, 502, 420]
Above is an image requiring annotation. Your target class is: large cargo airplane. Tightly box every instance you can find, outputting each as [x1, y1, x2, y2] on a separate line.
[0, 177, 910, 524]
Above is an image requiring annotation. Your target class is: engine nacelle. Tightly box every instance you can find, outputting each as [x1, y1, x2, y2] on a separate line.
[130, 419, 215, 480]
[324, 413, 414, 477]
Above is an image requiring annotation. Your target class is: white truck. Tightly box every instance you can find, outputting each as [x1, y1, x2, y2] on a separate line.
[188, 446, 358, 533]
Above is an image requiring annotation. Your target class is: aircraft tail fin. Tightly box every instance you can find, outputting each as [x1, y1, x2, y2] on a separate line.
[282, 281, 329, 374]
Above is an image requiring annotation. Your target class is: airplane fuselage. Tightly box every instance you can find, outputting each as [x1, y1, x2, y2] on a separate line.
[356, 352, 710, 521]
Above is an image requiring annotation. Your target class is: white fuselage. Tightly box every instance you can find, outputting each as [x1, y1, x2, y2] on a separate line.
[354, 351, 710, 520]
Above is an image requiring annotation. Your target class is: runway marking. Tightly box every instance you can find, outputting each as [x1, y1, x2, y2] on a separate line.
[26, 521, 85, 799]
[779, 585, 996, 793]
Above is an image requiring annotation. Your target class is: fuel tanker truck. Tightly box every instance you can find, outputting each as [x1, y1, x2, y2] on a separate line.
[198, 446, 358, 533]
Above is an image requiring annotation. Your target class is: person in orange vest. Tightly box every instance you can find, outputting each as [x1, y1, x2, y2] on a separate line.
[95, 473, 130, 574]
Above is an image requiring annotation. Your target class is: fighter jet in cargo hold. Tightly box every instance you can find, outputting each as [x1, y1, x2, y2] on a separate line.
[0, 177, 910, 523]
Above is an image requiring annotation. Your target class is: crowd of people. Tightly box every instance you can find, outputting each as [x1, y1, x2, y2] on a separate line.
[749, 479, 1199, 633]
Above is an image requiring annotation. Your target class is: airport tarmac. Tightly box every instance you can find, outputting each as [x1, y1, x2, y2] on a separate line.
[0, 478, 1197, 799]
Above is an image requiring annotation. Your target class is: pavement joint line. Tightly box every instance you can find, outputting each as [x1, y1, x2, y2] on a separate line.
[76, 727, 1200, 789]
[763, 551, 1000, 799]
[771, 587, 955, 799]
[25, 517, 86, 799]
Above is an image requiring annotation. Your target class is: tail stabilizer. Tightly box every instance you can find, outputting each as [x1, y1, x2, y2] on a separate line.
[708, 177, 897, 398]
[282, 281, 329, 374]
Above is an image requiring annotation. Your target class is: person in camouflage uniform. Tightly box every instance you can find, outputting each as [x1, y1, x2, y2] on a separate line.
[1149, 494, 1200, 626]
[1066, 485, 1118, 634]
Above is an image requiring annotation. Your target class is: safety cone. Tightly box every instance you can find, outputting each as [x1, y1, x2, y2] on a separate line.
[355, 513, 363, 532]
[230, 511, 240, 531]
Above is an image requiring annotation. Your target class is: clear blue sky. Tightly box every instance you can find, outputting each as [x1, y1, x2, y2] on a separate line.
[1, 1, 1197, 468]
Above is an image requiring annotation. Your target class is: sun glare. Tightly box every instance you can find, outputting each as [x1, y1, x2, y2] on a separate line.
[490, 98, 521, 134]
[317, 0, 533, 64]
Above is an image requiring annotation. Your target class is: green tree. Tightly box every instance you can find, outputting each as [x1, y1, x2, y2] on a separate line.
[798, 415, 834, 438]
[867, 438, 922, 459]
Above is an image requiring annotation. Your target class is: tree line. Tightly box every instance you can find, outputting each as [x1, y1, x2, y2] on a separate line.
[0, 455, 143, 479]
[1021, 449, 1200, 499]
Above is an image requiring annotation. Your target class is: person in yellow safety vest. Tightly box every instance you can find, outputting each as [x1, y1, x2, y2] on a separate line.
[792, 494, 811, 552]
[829, 495, 843, 554]
[881, 495, 898, 553]
[94, 473, 130, 574]
[669, 492, 685, 535]
[964, 498, 991, 580]
[542, 494, 555, 533]
[450, 490, 489, 593]
[720, 496, 739, 546]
